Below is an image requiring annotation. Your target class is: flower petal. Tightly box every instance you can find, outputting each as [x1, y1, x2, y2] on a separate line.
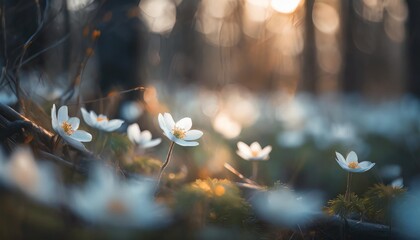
[176, 118, 192, 131]
[358, 161, 375, 172]
[250, 142, 262, 152]
[184, 130, 203, 141]
[71, 130, 93, 142]
[336, 159, 349, 171]
[51, 104, 58, 132]
[142, 138, 161, 149]
[58, 105, 69, 124]
[174, 138, 199, 147]
[237, 150, 250, 160]
[127, 123, 141, 143]
[104, 119, 124, 132]
[140, 130, 152, 141]
[163, 113, 175, 129]
[335, 152, 346, 164]
[237, 142, 252, 157]
[259, 145, 272, 159]
[68, 117, 80, 130]
[81, 108, 94, 127]
[346, 151, 358, 163]
[61, 135, 88, 151]
[158, 114, 167, 132]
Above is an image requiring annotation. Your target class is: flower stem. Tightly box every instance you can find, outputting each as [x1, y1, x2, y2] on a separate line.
[345, 172, 352, 202]
[251, 161, 258, 181]
[156, 141, 175, 189]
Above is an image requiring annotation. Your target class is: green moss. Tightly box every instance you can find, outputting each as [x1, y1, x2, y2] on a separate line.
[325, 193, 365, 219]
[175, 178, 251, 226]
[363, 183, 406, 224]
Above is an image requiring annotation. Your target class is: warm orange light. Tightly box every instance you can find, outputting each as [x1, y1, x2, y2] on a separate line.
[271, 0, 301, 14]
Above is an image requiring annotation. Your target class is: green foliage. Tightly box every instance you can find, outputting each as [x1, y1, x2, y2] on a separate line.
[175, 178, 251, 226]
[325, 193, 365, 219]
[124, 156, 162, 175]
[363, 183, 406, 224]
[107, 133, 132, 156]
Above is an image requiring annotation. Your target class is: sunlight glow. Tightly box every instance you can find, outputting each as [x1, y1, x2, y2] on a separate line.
[271, 0, 301, 14]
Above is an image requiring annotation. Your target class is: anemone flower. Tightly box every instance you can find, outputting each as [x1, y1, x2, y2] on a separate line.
[52, 104, 92, 151]
[335, 151, 375, 201]
[335, 151, 375, 173]
[236, 141, 272, 161]
[0, 147, 60, 204]
[158, 113, 203, 147]
[127, 123, 161, 149]
[236, 141, 272, 181]
[81, 108, 124, 132]
[68, 165, 170, 228]
[156, 113, 203, 189]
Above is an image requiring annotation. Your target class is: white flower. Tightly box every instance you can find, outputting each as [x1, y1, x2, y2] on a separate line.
[0, 147, 60, 204]
[68, 165, 170, 228]
[391, 178, 403, 188]
[157, 113, 203, 147]
[252, 187, 323, 227]
[236, 141, 272, 161]
[0, 91, 18, 105]
[81, 108, 124, 132]
[335, 151, 375, 173]
[52, 104, 92, 151]
[127, 123, 161, 149]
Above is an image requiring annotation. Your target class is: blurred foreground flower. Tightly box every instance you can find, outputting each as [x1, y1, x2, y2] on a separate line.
[127, 123, 161, 149]
[236, 142, 272, 161]
[158, 112, 203, 147]
[81, 108, 124, 132]
[69, 165, 170, 228]
[51, 104, 92, 151]
[252, 188, 323, 227]
[0, 147, 60, 204]
[394, 180, 420, 238]
[0, 91, 18, 105]
[335, 151, 375, 173]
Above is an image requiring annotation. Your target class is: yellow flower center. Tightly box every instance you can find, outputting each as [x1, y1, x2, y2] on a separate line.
[97, 117, 108, 122]
[251, 150, 259, 157]
[172, 127, 186, 139]
[61, 121, 74, 135]
[107, 199, 127, 215]
[348, 162, 359, 169]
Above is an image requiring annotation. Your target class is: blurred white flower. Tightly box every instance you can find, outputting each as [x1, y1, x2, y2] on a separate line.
[0, 91, 18, 105]
[276, 129, 306, 148]
[335, 151, 375, 173]
[252, 188, 323, 227]
[69, 165, 170, 228]
[236, 141, 272, 161]
[394, 180, 420, 238]
[158, 112, 203, 147]
[127, 123, 161, 149]
[121, 101, 143, 122]
[391, 178, 404, 188]
[52, 104, 92, 151]
[81, 108, 124, 132]
[0, 147, 60, 204]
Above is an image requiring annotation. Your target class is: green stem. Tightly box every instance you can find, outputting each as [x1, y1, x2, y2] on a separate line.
[345, 172, 352, 202]
[251, 161, 258, 181]
[156, 141, 175, 190]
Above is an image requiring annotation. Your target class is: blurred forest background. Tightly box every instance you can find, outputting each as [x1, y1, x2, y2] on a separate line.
[1, 0, 419, 98]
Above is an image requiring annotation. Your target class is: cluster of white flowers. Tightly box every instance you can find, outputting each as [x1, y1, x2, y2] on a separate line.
[0, 147, 170, 228]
